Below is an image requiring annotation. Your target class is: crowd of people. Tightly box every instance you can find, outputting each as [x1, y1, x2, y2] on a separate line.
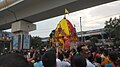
[0, 44, 120, 67]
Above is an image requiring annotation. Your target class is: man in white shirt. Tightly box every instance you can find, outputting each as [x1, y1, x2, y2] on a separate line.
[77, 45, 95, 67]
[56, 58, 62, 67]
[61, 52, 71, 67]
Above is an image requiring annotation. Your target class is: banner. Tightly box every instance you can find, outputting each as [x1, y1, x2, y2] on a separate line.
[22, 35, 30, 49]
[12, 36, 19, 50]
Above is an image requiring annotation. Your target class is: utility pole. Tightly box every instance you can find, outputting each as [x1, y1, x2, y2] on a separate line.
[80, 17, 83, 45]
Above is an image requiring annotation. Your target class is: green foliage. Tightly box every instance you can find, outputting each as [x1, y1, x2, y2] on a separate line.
[104, 17, 120, 46]
[90, 36, 98, 45]
[30, 36, 49, 49]
[30, 36, 42, 49]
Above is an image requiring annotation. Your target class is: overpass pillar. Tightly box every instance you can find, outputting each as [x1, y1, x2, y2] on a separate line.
[11, 20, 36, 50]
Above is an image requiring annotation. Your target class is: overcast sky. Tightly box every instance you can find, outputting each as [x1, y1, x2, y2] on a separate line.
[5, 0, 120, 38]
[29, 0, 120, 38]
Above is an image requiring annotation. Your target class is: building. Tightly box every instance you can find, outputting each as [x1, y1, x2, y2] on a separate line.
[78, 28, 113, 46]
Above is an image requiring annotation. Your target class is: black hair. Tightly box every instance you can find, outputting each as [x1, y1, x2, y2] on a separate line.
[58, 52, 64, 61]
[63, 52, 70, 58]
[71, 54, 87, 67]
[109, 51, 118, 62]
[35, 53, 41, 62]
[88, 53, 94, 63]
[116, 60, 120, 67]
[71, 48, 76, 53]
[0, 53, 30, 67]
[42, 50, 56, 67]
[77, 45, 86, 52]
[103, 49, 108, 56]
[95, 56, 102, 64]
[109, 51, 118, 66]
[71, 48, 76, 55]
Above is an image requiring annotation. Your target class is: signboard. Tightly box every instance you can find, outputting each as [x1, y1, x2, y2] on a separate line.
[0, 32, 11, 41]
[22, 35, 30, 49]
[12, 36, 19, 50]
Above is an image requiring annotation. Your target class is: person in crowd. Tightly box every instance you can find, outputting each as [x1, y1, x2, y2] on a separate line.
[101, 50, 111, 67]
[77, 45, 95, 67]
[56, 55, 62, 67]
[23, 50, 28, 58]
[105, 51, 118, 67]
[56, 56, 62, 67]
[0, 53, 32, 67]
[71, 54, 87, 67]
[58, 48, 64, 61]
[56, 47, 62, 67]
[42, 49, 56, 67]
[61, 52, 71, 67]
[27, 50, 36, 63]
[88, 53, 94, 63]
[116, 60, 120, 67]
[70, 48, 76, 56]
[34, 51, 43, 67]
[94, 56, 102, 67]
[117, 52, 120, 67]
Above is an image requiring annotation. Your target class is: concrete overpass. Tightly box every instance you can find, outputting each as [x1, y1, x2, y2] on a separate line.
[0, 0, 117, 30]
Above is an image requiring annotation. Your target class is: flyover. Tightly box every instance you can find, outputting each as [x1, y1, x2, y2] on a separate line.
[0, 0, 117, 30]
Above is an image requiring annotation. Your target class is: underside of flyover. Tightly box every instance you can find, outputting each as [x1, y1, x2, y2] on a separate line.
[0, 0, 117, 30]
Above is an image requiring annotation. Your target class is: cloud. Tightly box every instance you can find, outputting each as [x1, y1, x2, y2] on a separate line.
[4, 1, 120, 38]
[88, 1, 120, 18]
[74, 1, 120, 31]
[31, 1, 120, 37]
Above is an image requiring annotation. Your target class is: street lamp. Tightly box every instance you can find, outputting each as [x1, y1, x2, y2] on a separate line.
[80, 17, 83, 45]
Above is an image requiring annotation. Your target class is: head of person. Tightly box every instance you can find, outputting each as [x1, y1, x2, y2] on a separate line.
[77, 45, 90, 58]
[42, 50, 56, 67]
[95, 56, 102, 64]
[103, 49, 109, 56]
[71, 54, 87, 67]
[58, 52, 64, 61]
[0, 53, 30, 67]
[88, 53, 94, 62]
[109, 51, 118, 63]
[116, 60, 120, 67]
[63, 52, 70, 59]
[35, 53, 42, 62]
[71, 48, 76, 55]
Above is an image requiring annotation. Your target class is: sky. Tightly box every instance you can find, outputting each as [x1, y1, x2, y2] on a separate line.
[5, 0, 120, 38]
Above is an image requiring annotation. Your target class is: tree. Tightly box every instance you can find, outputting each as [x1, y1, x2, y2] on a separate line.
[104, 17, 120, 46]
[30, 36, 42, 49]
[90, 36, 99, 44]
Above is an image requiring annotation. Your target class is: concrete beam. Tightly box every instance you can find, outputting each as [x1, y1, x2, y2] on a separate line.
[11, 20, 36, 32]
[0, 0, 117, 30]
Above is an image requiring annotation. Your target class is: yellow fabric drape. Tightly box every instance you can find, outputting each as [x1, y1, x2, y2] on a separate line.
[55, 19, 70, 36]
